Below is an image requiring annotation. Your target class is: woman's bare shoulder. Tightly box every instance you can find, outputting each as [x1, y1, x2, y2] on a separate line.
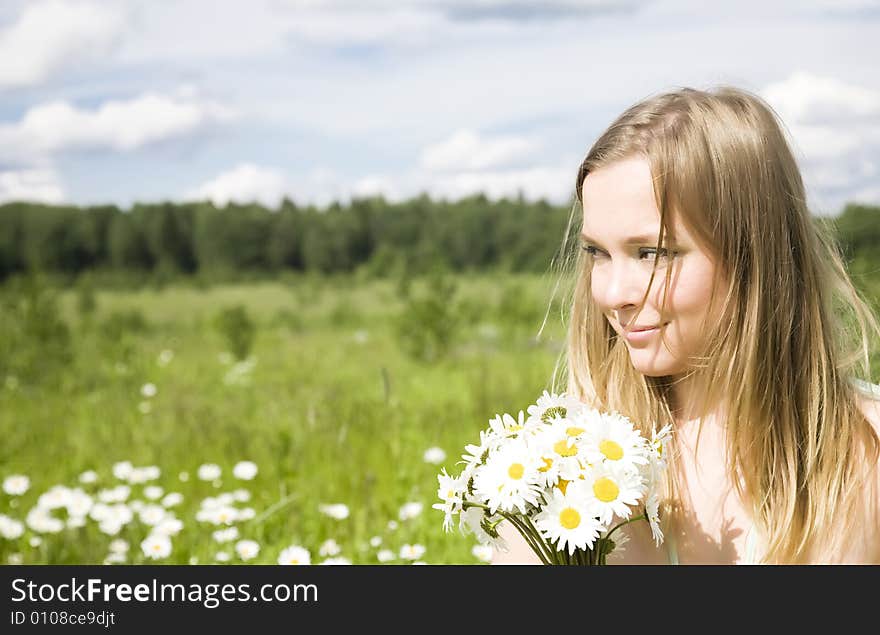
[858, 393, 880, 437]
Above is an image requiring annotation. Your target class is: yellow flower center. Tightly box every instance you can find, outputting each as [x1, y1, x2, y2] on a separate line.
[553, 439, 577, 457]
[566, 426, 585, 437]
[556, 479, 569, 495]
[599, 439, 624, 461]
[508, 463, 525, 480]
[559, 507, 581, 530]
[538, 457, 553, 472]
[593, 477, 619, 502]
[289, 558, 299, 564]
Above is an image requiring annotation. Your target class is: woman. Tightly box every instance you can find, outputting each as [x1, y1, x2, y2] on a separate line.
[492, 86, 880, 564]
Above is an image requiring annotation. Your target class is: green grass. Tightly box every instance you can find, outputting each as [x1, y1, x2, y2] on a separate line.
[0, 272, 567, 565]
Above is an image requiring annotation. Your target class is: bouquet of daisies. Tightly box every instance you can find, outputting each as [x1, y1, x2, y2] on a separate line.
[434, 390, 671, 565]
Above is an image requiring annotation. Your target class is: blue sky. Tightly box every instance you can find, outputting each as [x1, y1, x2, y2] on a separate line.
[1, 0, 879, 215]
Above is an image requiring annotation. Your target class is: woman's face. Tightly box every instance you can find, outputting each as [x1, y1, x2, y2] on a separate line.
[580, 156, 721, 378]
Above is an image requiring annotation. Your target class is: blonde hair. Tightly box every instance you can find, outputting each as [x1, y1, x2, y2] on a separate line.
[544, 85, 880, 563]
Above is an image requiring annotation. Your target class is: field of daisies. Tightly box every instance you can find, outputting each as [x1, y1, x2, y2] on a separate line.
[0, 271, 565, 565]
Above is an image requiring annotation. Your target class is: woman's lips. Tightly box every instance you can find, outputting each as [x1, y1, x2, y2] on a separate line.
[623, 322, 667, 343]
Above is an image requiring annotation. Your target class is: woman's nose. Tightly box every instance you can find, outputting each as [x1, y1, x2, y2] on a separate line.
[598, 260, 651, 311]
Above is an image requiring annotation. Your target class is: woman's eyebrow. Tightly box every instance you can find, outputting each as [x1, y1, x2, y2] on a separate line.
[579, 230, 662, 245]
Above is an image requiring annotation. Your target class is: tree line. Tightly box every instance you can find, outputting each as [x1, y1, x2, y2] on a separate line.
[0, 196, 877, 282]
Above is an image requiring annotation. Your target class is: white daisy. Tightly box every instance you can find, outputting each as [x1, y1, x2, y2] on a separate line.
[141, 383, 157, 398]
[161, 492, 183, 508]
[0, 515, 25, 539]
[213, 527, 239, 543]
[472, 544, 494, 562]
[433, 468, 465, 531]
[144, 486, 163, 500]
[533, 482, 603, 555]
[109, 539, 129, 554]
[376, 549, 394, 562]
[141, 534, 171, 560]
[398, 501, 423, 521]
[318, 503, 349, 520]
[369, 536, 382, 548]
[3, 475, 30, 496]
[197, 464, 221, 481]
[319, 539, 341, 557]
[278, 545, 311, 565]
[399, 543, 426, 560]
[472, 438, 543, 514]
[579, 410, 649, 470]
[649, 424, 673, 472]
[487, 410, 527, 439]
[157, 349, 174, 366]
[526, 390, 585, 425]
[232, 461, 258, 480]
[582, 462, 645, 526]
[112, 462, 133, 481]
[138, 505, 166, 526]
[460, 429, 500, 474]
[458, 504, 508, 551]
[319, 557, 351, 565]
[423, 446, 446, 465]
[645, 490, 664, 546]
[215, 551, 230, 562]
[26, 508, 63, 533]
[235, 540, 260, 561]
[532, 420, 590, 487]
[104, 552, 126, 564]
[78, 470, 98, 484]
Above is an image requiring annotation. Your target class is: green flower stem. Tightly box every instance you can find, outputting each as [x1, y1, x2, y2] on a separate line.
[605, 513, 648, 543]
[521, 515, 561, 565]
[460, 501, 553, 565]
[507, 514, 554, 565]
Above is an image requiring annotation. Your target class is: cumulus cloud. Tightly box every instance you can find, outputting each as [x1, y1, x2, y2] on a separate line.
[762, 71, 880, 126]
[0, 92, 236, 163]
[0, 168, 65, 203]
[184, 163, 289, 208]
[423, 164, 574, 203]
[0, 0, 125, 89]
[420, 129, 538, 171]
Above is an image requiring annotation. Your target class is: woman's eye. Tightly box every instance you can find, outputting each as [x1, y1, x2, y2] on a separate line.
[641, 248, 667, 261]
[581, 244, 603, 257]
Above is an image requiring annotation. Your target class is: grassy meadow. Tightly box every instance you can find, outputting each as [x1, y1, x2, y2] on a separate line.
[0, 270, 570, 565]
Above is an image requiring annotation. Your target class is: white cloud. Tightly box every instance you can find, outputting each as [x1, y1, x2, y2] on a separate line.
[0, 92, 236, 162]
[282, 6, 446, 46]
[0, 0, 125, 89]
[0, 168, 64, 203]
[849, 182, 880, 206]
[352, 175, 403, 200]
[424, 164, 574, 203]
[760, 72, 880, 214]
[184, 163, 289, 208]
[762, 71, 880, 125]
[420, 129, 538, 171]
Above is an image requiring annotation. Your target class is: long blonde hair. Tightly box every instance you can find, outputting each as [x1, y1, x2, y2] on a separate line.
[544, 85, 880, 563]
